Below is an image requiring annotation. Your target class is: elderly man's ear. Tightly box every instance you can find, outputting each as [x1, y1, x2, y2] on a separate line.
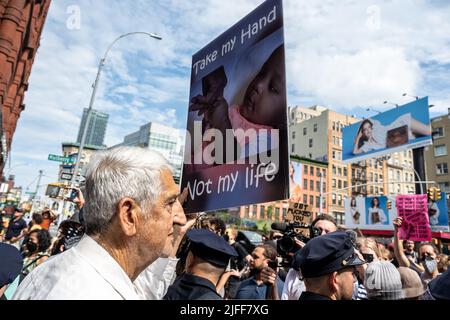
[117, 198, 141, 236]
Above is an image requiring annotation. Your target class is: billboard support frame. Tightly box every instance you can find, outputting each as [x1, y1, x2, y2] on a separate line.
[320, 179, 436, 197]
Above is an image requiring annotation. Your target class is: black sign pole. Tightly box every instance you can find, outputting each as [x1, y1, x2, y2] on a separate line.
[413, 147, 426, 194]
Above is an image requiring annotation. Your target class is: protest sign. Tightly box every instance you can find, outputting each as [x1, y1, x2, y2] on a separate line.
[285, 201, 313, 238]
[342, 98, 432, 164]
[397, 194, 432, 242]
[181, 0, 289, 213]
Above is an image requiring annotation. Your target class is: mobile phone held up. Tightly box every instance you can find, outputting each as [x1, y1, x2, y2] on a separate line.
[64, 188, 78, 202]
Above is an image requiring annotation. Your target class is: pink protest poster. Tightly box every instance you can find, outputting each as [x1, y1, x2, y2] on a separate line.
[396, 194, 432, 242]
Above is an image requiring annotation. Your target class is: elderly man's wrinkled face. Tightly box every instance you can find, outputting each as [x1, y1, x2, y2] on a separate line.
[139, 169, 180, 260]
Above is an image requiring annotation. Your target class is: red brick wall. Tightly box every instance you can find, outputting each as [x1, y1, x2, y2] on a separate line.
[0, 0, 51, 176]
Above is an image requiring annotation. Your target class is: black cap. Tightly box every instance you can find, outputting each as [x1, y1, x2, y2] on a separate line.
[428, 269, 450, 300]
[0, 243, 23, 287]
[295, 231, 365, 278]
[187, 229, 238, 268]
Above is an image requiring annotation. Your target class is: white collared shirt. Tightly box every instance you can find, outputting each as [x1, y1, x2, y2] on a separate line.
[12, 235, 178, 300]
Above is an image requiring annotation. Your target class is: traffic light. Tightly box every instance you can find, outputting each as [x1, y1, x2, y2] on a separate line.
[435, 188, 441, 201]
[387, 200, 392, 210]
[428, 187, 435, 201]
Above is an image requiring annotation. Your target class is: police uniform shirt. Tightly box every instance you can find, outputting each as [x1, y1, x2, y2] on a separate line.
[163, 273, 221, 300]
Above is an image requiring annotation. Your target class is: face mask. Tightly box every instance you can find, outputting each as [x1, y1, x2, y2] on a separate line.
[26, 241, 38, 253]
[423, 257, 437, 274]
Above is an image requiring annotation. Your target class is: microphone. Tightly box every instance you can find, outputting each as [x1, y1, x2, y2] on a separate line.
[271, 222, 288, 232]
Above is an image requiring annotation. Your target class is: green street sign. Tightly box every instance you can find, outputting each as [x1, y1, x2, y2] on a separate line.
[48, 154, 75, 164]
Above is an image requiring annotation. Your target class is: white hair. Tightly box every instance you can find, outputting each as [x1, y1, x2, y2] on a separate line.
[83, 146, 172, 235]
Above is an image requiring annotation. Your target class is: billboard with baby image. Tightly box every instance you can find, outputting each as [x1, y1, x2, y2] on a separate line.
[181, 0, 289, 213]
[342, 97, 432, 164]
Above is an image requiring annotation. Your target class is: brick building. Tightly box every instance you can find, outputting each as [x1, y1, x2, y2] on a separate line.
[238, 156, 329, 223]
[0, 0, 52, 178]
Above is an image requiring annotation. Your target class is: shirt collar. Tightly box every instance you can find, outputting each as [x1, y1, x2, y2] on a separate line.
[73, 235, 141, 300]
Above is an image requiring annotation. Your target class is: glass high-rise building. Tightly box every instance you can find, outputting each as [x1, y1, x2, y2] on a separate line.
[115, 122, 184, 183]
[76, 108, 109, 147]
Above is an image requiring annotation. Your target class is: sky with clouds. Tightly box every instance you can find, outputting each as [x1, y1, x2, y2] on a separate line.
[8, 0, 450, 196]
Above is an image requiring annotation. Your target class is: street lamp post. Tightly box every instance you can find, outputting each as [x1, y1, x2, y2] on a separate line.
[70, 32, 162, 187]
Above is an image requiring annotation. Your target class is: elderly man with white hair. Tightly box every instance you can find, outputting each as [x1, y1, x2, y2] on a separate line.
[13, 147, 192, 300]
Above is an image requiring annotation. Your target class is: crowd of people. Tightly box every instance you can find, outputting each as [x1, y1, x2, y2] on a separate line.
[1, 146, 449, 300]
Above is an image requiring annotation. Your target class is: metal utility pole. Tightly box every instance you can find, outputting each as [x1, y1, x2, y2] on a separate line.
[30, 170, 43, 213]
[69, 32, 162, 187]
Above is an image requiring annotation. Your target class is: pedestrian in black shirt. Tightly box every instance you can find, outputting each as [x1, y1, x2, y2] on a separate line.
[4, 208, 27, 247]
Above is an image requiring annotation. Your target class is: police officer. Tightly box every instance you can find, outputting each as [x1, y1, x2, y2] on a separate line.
[295, 231, 365, 300]
[164, 228, 238, 300]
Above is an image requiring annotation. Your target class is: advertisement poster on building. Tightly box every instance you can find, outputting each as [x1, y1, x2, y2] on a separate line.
[289, 160, 302, 202]
[429, 192, 449, 232]
[396, 194, 432, 241]
[344, 195, 396, 230]
[181, 0, 289, 213]
[342, 97, 432, 164]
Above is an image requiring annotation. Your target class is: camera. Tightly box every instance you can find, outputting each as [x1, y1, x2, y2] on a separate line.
[271, 221, 321, 267]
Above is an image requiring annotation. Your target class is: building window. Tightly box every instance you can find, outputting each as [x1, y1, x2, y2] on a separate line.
[344, 181, 348, 188]
[338, 194, 343, 206]
[435, 145, 447, 157]
[323, 183, 327, 191]
[375, 173, 378, 182]
[292, 131, 296, 139]
[314, 124, 318, 132]
[282, 208, 287, 218]
[303, 195, 308, 204]
[309, 139, 313, 148]
[433, 127, 444, 139]
[275, 207, 280, 221]
[304, 179, 308, 189]
[332, 151, 336, 160]
[332, 179, 336, 188]
[316, 196, 320, 208]
[303, 127, 307, 135]
[338, 180, 342, 189]
[338, 168, 342, 177]
[310, 180, 314, 191]
[332, 122, 336, 131]
[260, 206, 265, 218]
[343, 168, 347, 177]
[332, 194, 336, 205]
[322, 169, 327, 177]
[333, 166, 337, 176]
[304, 165, 308, 174]
[310, 195, 314, 205]
[310, 166, 314, 175]
[316, 181, 321, 191]
[437, 163, 449, 175]
[334, 212, 345, 225]
[291, 144, 295, 153]
[316, 169, 321, 177]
